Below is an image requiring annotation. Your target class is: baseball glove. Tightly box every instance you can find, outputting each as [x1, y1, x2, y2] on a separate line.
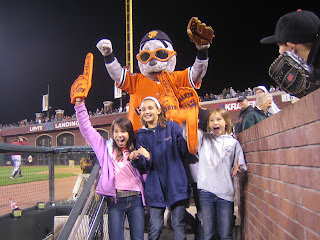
[268, 51, 313, 98]
[187, 17, 215, 45]
[70, 53, 94, 104]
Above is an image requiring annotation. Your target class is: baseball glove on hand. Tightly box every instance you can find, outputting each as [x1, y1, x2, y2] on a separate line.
[187, 17, 215, 46]
[70, 53, 94, 104]
[269, 51, 313, 98]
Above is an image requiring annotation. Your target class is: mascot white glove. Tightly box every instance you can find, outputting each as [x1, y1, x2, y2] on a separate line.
[96, 39, 113, 56]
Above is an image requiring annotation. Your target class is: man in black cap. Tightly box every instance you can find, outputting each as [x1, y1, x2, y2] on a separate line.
[233, 96, 254, 135]
[261, 9, 320, 96]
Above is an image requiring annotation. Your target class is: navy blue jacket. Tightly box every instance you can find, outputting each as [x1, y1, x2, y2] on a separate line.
[131, 121, 189, 208]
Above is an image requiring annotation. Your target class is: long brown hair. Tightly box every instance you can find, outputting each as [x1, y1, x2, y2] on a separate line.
[207, 108, 232, 134]
[111, 118, 136, 158]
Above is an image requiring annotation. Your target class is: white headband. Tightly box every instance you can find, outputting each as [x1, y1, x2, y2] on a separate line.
[141, 96, 161, 109]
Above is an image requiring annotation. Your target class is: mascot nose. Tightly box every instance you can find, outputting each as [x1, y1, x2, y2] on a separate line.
[148, 60, 157, 66]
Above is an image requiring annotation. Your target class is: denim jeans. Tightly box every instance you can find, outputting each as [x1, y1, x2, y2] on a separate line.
[149, 201, 186, 240]
[198, 190, 234, 240]
[107, 195, 145, 240]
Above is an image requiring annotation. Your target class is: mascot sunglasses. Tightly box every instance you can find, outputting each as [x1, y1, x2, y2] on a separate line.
[136, 49, 177, 64]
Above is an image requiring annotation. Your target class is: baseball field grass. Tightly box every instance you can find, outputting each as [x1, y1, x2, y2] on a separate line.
[0, 166, 79, 186]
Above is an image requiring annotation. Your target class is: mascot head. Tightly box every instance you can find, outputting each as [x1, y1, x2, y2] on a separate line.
[137, 30, 177, 81]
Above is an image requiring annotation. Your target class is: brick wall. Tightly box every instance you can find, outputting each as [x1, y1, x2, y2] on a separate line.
[236, 88, 320, 240]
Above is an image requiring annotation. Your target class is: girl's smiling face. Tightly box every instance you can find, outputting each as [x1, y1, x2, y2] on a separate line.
[113, 124, 129, 148]
[140, 99, 161, 128]
[208, 112, 227, 136]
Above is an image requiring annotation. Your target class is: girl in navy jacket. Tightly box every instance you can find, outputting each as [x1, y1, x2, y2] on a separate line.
[130, 96, 189, 240]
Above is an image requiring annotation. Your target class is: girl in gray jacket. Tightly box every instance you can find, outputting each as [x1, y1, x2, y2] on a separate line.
[185, 108, 247, 240]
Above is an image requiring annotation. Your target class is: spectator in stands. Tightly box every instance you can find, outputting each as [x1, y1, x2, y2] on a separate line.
[253, 85, 280, 114]
[269, 85, 276, 93]
[230, 87, 236, 98]
[233, 96, 254, 135]
[222, 88, 227, 99]
[75, 97, 147, 240]
[242, 93, 273, 131]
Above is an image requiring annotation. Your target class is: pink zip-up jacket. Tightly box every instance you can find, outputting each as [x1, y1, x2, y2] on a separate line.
[75, 103, 146, 205]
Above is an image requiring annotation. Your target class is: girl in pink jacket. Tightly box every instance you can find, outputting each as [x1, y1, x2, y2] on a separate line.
[74, 97, 146, 240]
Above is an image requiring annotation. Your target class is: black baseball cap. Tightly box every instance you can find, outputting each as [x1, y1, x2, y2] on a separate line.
[140, 30, 172, 48]
[237, 96, 247, 102]
[260, 10, 320, 44]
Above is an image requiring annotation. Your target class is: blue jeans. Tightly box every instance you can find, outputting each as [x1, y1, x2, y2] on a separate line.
[107, 195, 145, 240]
[198, 190, 234, 240]
[149, 201, 186, 240]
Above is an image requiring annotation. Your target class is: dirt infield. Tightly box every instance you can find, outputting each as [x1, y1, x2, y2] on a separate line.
[0, 166, 82, 215]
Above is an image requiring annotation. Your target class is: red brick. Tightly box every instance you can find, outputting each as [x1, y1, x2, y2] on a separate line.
[278, 110, 286, 132]
[261, 164, 271, 178]
[284, 148, 300, 166]
[303, 188, 320, 213]
[267, 134, 279, 150]
[298, 146, 316, 167]
[287, 184, 304, 205]
[305, 229, 320, 240]
[289, 126, 308, 147]
[286, 217, 306, 240]
[311, 168, 320, 191]
[270, 165, 280, 180]
[277, 131, 291, 149]
[275, 181, 288, 199]
[313, 88, 320, 120]
[266, 178, 275, 193]
[285, 104, 295, 130]
[260, 137, 269, 151]
[314, 213, 320, 235]
[282, 198, 297, 220]
[293, 97, 308, 127]
[271, 193, 283, 210]
[272, 149, 286, 165]
[267, 205, 279, 222]
[305, 92, 316, 123]
[306, 121, 320, 145]
[310, 146, 320, 167]
[279, 165, 294, 183]
[296, 205, 316, 231]
[292, 167, 313, 188]
[273, 223, 295, 240]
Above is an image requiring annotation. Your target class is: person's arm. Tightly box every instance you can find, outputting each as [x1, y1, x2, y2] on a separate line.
[232, 141, 247, 177]
[75, 98, 108, 166]
[96, 39, 125, 85]
[130, 133, 150, 172]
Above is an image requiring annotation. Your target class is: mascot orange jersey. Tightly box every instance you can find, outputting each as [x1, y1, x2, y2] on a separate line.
[96, 28, 210, 132]
[117, 68, 201, 131]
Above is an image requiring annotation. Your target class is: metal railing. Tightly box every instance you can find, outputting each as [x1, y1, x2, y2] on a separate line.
[0, 143, 106, 239]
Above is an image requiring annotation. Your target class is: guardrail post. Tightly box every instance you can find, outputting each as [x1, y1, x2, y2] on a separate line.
[48, 153, 55, 204]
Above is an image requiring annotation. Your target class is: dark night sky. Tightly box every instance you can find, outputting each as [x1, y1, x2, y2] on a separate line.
[0, 1, 318, 125]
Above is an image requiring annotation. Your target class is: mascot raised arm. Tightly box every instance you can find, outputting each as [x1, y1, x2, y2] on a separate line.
[96, 17, 214, 154]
